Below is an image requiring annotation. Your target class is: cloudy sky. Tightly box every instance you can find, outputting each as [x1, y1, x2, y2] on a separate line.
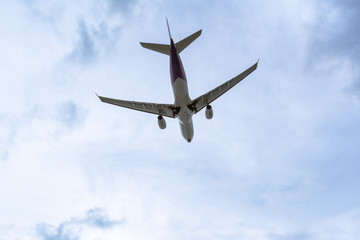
[1, 0, 360, 239]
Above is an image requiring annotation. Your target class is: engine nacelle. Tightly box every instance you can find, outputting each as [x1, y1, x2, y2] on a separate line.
[205, 105, 213, 119]
[157, 115, 166, 129]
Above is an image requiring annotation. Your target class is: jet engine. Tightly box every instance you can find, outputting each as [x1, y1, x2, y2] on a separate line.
[205, 105, 213, 119]
[157, 115, 166, 129]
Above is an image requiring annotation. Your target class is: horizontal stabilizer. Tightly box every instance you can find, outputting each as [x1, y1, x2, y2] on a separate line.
[176, 29, 202, 53]
[140, 29, 201, 55]
[140, 42, 170, 55]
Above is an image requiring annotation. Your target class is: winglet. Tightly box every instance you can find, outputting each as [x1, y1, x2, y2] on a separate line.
[95, 93, 102, 101]
[255, 58, 259, 68]
[166, 18, 172, 40]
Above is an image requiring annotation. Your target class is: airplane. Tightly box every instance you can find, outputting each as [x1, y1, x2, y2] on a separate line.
[97, 20, 258, 142]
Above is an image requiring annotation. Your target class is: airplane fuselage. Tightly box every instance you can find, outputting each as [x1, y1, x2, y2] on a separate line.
[169, 39, 194, 142]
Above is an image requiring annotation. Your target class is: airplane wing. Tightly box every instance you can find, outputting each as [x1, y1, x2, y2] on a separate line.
[97, 95, 177, 118]
[191, 61, 258, 113]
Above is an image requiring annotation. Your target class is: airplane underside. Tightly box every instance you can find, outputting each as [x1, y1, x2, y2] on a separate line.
[172, 77, 194, 142]
[97, 20, 258, 142]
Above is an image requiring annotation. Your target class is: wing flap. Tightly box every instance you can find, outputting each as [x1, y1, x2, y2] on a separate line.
[191, 61, 258, 113]
[98, 95, 176, 118]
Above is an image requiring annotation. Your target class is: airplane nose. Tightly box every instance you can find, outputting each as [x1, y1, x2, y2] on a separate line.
[187, 138, 192, 143]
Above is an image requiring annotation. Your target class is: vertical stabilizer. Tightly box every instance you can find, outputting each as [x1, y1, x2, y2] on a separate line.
[166, 18, 172, 40]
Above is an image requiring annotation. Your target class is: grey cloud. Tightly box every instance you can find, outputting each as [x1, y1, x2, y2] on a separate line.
[268, 232, 309, 240]
[67, 20, 96, 65]
[83, 208, 122, 228]
[0, 115, 18, 161]
[55, 101, 85, 128]
[92, 21, 122, 50]
[307, 0, 360, 95]
[19, 1, 127, 66]
[0, 150, 9, 161]
[36, 208, 123, 240]
[66, 19, 122, 66]
[308, 1, 360, 60]
[106, 0, 136, 14]
[0, 101, 84, 162]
